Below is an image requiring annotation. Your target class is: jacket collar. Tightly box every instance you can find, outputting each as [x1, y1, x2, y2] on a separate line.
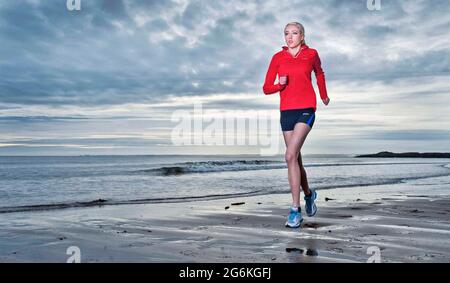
[282, 44, 309, 58]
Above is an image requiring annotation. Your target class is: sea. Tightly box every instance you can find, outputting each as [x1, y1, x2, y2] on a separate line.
[0, 154, 449, 213]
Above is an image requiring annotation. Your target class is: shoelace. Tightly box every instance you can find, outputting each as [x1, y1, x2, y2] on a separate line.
[305, 192, 315, 207]
[288, 210, 298, 221]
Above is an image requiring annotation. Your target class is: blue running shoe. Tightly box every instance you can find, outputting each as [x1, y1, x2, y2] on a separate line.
[285, 207, 303, 228]
[304, 189, 317, 217]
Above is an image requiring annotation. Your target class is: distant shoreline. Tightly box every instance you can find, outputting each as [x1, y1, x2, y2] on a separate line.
[356, 151, 450, 158]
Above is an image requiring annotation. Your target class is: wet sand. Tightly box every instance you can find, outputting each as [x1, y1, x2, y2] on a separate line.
[0, 175, 449, 262]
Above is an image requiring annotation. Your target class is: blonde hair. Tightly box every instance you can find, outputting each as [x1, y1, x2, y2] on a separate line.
[285, 22, 305, 45]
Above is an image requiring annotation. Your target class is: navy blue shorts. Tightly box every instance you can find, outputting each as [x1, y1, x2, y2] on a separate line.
[280, 108, 316, 131]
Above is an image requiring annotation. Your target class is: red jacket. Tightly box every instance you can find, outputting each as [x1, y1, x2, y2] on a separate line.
[263, 44, 328, 111]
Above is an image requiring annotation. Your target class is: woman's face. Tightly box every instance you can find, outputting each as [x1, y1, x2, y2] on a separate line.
[284, 25, 303, 48]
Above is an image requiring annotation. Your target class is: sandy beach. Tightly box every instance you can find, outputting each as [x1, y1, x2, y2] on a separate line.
[1, 173, 449, 263]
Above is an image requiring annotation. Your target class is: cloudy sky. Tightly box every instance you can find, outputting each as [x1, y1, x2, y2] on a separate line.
[0, 0, 449, 156]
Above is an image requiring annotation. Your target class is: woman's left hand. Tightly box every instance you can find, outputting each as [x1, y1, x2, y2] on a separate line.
[322, 97, 330, 106]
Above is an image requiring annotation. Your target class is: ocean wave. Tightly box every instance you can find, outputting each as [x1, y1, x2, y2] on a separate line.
[3, 170, 449, 214]
[0, 190, 264, 214]
[136, 160, 285, 176]
[134, 160, 443, 176]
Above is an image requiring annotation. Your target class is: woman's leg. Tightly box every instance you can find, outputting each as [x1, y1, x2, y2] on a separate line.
[282, 123, 312, 207]
[298, 153, 311, 196]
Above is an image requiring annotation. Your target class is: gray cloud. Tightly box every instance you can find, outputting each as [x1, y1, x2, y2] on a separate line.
[1, 0, 449, 155]
[1, 0, 449, 107]
[357, 130, 450, 141]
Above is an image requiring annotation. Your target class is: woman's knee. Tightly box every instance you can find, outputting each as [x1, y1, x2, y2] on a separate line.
[285, 151, 298, 164]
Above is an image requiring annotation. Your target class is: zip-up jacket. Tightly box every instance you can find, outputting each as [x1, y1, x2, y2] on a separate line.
[263, 44, 328, 111]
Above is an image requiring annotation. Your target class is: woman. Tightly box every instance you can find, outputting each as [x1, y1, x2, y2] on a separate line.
[263, 22, 330, 228]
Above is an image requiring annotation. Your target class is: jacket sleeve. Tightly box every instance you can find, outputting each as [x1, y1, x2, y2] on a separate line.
[263, 54, 285, 95]
[313, 51, 329, 100]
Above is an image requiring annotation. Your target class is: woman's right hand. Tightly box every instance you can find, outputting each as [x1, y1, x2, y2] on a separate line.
[279, 75, 287, 86]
